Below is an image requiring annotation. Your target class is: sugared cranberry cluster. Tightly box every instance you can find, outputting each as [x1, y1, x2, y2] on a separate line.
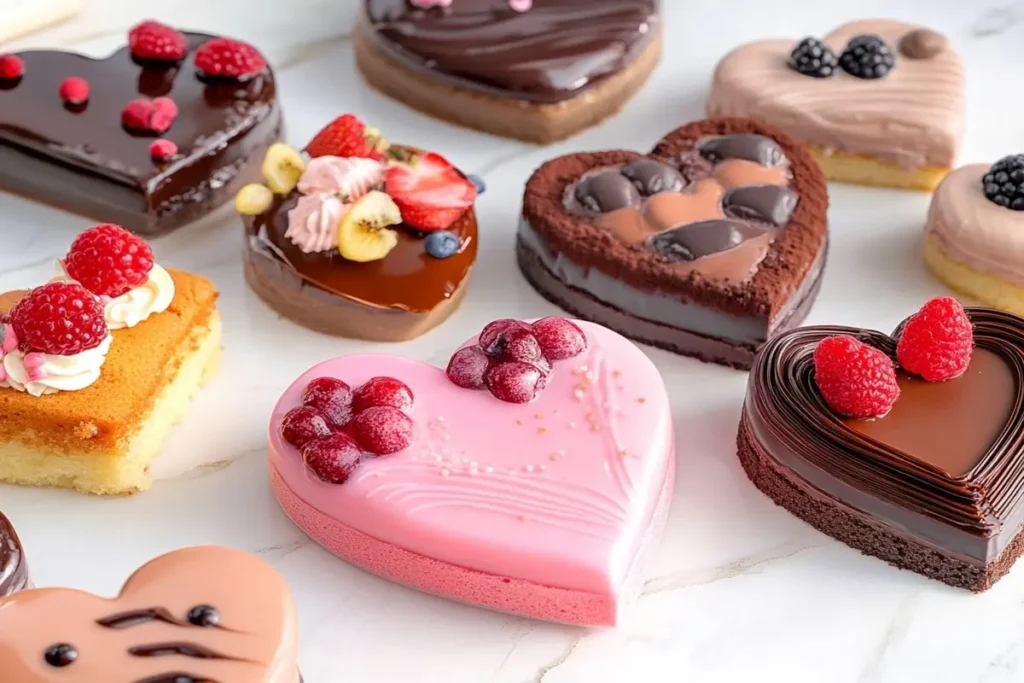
[281, 376, 414, 484]
[446, 317, 587, 404]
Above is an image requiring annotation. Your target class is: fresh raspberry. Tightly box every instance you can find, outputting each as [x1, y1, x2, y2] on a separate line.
[896, 297, 974, 382]
[531, 317, 587, 361]
[64, 224, 154, 297]
[0, 55, 24, 80]
[351, 406, 413, 455]
[149, 97, 178, 133]
[9, 283, 108, 355]
[446, 346, 491, 389]
[352, 376, 414, 414]
[149, 139, 178, 161]
[280, 406, 333, 448]
[813, 335, 899, 419]
[306, 114, 388, 160]
[478, 319, 531, 356]
[58, 77, 89, 105]
[302, 377, 353, 428]
[484, 361, 546, 404]
[302, 433, 362, 484]
[193, 38, 266, 80]
[128, 21, 188, 62]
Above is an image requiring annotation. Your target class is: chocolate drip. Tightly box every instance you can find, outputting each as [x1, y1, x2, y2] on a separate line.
[648, 220, 765, 262]
[97, 607, 188, 629]
[133, 673, 216, 683]
[0, 513, 28, 596]
[698, 134, 785, 167]
[129, 643, 235, 660]
[724, 185, 799, 227]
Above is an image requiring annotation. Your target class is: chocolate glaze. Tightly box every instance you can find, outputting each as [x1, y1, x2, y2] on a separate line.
[621, 158, 685, 196]
[0, 33, 281, 235]
[362, 0, 659, 103]
[745, 308, 1024, 565]
[0, 512, 28, 596]
[574, 171, 642, 212]
[724, 185, 798, 226]
[648, 219, 765, 262]
[699, 134, 785, 166]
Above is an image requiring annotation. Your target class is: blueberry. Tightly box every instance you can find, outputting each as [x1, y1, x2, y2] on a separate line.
[467, 174, 486, 195]
[425, 231, 461, 259]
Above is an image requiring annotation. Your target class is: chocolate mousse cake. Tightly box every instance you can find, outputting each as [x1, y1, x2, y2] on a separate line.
[355, 1, 662, 143]
[0, 21, 282, 235]
[519, 118, 828, 369]
[740, 300, 1024, 590]
[0, 512, 29, 595]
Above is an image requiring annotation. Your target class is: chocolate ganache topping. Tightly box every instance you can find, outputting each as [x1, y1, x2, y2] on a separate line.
[362, 0, 660, 103]
[0, 512, 28, 595]
[745, 307, 1024, 564]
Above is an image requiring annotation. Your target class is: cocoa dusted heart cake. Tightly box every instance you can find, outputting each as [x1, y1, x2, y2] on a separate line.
[740, 297, 1024, 590]
[1, 512, 29, 596]
[519, 117, 828, 370]
[0, 21, 281, 235]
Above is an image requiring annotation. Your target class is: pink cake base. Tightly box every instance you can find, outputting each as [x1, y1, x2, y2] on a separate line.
[270, 457, 675, 627]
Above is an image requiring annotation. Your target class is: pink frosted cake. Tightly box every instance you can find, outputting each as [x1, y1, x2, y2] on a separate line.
[269, 317, 674, 626]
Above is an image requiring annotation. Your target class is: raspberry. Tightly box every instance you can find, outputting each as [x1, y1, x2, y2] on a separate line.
[149, 139, 178, 161]
[484, 361, 546, 404]
[896, 297, 974, 381]
[478, 319, 531, 356]
[352, 376, 413, 414]
[302, 377, 353, 428]
[128, 21, 188, 62]
[64, 224, 154, 297]
[0, 55, 24, 80]
[530, 318, 587, 361]
[813, 335, 899, 419]
[9, 283, 108, 355]
[280, 406, 332, 448]
[351, 406, 413, 455]
[58, 77, 89, 105]
[446, 346, 491, 389]
[193, 38, 266, 80]
[302, 433, 362, 484]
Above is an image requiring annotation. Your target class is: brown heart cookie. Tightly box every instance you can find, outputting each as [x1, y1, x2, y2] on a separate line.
[518, 117, 828, 370]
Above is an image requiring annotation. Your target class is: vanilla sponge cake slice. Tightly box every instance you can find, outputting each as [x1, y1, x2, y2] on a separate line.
[0, 269, 221, 495]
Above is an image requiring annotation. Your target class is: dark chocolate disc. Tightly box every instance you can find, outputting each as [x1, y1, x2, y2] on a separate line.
[186, 604, 221, 627]
[574, 171, 641, 213]
[44, 643, 78, 667]
[723, 185, 799, 227]
[648, 220, 764, 262]
[620, 159, 685, 196]
[698, 134, 785, 167]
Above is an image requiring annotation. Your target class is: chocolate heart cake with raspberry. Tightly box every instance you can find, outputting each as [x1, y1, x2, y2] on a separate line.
[0, 512, 28, 596]
[519, 117, 828, 369]
[740, 298, 1024, 590]
[0, 21, 281, 235]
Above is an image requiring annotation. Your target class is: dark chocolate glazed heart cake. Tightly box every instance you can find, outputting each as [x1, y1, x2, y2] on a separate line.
[519, 118, 829, 369]
[355, 0, 661, 143]
[0, 21, 281, 235]
[740, 299, 1024, 590]
[1, 512, 29, 595]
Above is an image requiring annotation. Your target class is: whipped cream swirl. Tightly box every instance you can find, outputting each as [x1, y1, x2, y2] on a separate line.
[51, 260, 175, 330]
[0, 323, 112, 397]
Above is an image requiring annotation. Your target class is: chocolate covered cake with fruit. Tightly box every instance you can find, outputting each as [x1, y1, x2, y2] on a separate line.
[355, 0, 661, 143]
[1, 512, 29, 596]
[0, 20, 281, 235]
[740, 297, 1024, 591]
[519, 117, 828, 369]
[238, 114, 479, 341]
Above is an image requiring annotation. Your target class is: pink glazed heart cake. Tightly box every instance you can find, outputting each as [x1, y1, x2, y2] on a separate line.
[269, 317, 675, 626]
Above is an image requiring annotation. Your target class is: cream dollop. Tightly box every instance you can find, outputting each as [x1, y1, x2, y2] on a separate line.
[285, 193, 348, 254]
[51, 260, 175, 330]
[2, 334, 113, 397]
[297, 156, 385, 200]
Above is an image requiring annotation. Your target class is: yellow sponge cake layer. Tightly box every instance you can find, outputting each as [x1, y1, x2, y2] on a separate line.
[809, 146, 950, 192]
[924, 235, 1024, 317]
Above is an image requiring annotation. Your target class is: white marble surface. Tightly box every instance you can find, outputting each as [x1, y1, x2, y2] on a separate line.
[2, 1, 1024, 681]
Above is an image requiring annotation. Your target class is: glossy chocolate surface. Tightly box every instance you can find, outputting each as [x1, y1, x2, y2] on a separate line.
[362, 0, 659, 103]
[0, 33, 281, 235]
[0, 512, 28, 596]
[746, 308, 1024, 563]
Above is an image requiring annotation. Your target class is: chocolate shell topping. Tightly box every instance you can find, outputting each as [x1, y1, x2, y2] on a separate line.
[620, 158, 685, 195]
[574, 171, 642, 213]
[724, 185, 799, 226]
[699, 134, 785, 167]
[0, 512, 28, 596]
[649, 220, 765, 262]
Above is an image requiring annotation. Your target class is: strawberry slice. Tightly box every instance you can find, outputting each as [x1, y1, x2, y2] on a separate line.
[307, 114, 389, 161]
[385, 152, 477, 232]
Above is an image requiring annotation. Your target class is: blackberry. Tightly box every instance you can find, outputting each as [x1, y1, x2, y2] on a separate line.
[789, 37, 837, 78]
[982, 155, 1024, 210]
[839, 34, 895, 79]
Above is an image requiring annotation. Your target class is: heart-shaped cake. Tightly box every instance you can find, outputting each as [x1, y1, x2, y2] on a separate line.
[519, 117, 828, 370]
[269, 318, 674, 626]
[739, 300, 1024, 590]
[707, 19, 964, 191]
[0, 21, 282, 235]
[0, 546, 300, 681]
[0, 511, 29, 596]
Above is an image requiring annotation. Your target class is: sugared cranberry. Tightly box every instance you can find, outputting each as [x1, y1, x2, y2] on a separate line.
[352, 377, 413, 414]
[58, 77, 89, 105]
[495, 327, 544, 364]
[302, 433, 362, 484]
[531, 317, 587, 361]
[302, 377, 353, 428]
[484, 361, 545, 404]
[478, 319, 531, 356]
[150, 96, 178, 133]
[149, 139, 177, 161]
[0, 55, 24, 80]
[446, 346, 490, 389]
[351, 406, 413, 455]
[280, 406, 332, 448]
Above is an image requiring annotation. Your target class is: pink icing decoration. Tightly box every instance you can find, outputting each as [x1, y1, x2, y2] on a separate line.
[22, 352, 46, 381]
[296, 156, 385, 201]
[0, 324, 17, 355]
[269, 322, 674, 623]
[284, 194, 348, 254]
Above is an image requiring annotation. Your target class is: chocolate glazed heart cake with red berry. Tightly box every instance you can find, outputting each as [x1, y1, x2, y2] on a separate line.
[519, 118, 828, 369]
[0, 21, 281, 235]
[740, 298, 1024, 591]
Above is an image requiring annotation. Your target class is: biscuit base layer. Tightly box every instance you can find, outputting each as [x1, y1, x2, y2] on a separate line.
[809, 146, 949, 192]
[0, 314, 222, 496]
[924, 235, 1024, 316]
[353, 19, 662, 144]
[737, 414, 1024, 591]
